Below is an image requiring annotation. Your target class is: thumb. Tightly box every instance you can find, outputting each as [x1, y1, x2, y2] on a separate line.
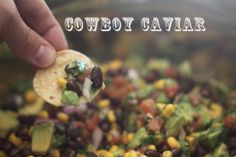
[1, 4, 56, 68]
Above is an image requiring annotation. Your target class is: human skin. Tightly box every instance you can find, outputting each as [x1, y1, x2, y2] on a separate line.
[0, 0, 68, 68]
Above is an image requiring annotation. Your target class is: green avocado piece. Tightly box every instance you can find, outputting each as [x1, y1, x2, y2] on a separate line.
[128, 127, 148, 148]
[0, 111, 19, 138]
[212, 143, 230, 157]
[61, 90, 79, 106]
[199, 126, 224, 150]
[195, 106, 211, 128]
[32, 122, 55, 155]
[164, 102, 194, 136]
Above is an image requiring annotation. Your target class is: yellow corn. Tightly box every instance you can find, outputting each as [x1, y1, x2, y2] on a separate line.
[50, 149, 60, 157]
[96, 149, 108, 156]
[57, 112, 69, 122]
[109, 59, 122, 70]
[147, 144, 156, 151]
[98, 99, 110, 108]
[27, 156, 34, 157]
[8, 133, 23, 147]
[107, 110, 116, 123]
[107, 132, 114, 144]
[76, 154, 86, 157]
[57, 78, 67, 88]
[110, 145, 119, 152]
[0, 151, 7, 157]
[127, 133, 134, 142]
[210, 103, 223, 119]
[104, 151, 114, 157]
[124, 150, 139, 157]
[156, 103, 166, 111]
[162, 104, 175, 117]
[162, 150, 172, 157]
[185, 136, 194, 145]
[38, 110, 49, 119]
[24, 89, 38, 103]
[167, 137, 181, 149]
[154, 79, 165, 90]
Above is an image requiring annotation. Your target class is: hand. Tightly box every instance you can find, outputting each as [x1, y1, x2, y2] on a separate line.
[0, 0, 68, 68]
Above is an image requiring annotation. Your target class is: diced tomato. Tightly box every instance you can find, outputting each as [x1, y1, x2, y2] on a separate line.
[148, 117, 163, 132]
[224, 115, 236, 129]
[139, 99, 156, 116]
[86, 112, 100, 131]
[164, 67, 178, 79]
[164, 86, 179, 98]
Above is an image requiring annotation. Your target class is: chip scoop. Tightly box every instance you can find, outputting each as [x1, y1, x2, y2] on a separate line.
[33, 49, 103, 106]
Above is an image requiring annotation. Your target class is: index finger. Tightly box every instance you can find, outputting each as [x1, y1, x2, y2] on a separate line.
[14, 0, 68, 51]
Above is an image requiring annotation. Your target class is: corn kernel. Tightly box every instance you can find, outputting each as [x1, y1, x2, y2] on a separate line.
[156, 103, 166, 111]
[107, 110, 116, 123]
[57, 112, 69, 122]
[185, 136, 194, 145]
[162, 104, 175, 118]
[57, 78, 67, 88]
[99, 99, 110, 108]
[109, 59, 122, 70]
[124, 150, 139, 157]
[107, 132, 114, 144]
[104, 151, 114, 157]
[27, 156, 34, 157]
[96, 149, 108, 156]
[167, 137, 181, 149]
[154, 79, 165, 90]
[127, 133, 134, 142]
[210, 103, 223, 118]
[24, 89, 38, 103]
[110, 145, 119, 152]
[0, 151, 7, 157]
[8, 133, 22, 147]
[76, 154, 86, 157]
[147, 144, 156, 151]
[38, 110, 49, 119]
[162, 150, 172, 157]
[50, 149, 60, 157]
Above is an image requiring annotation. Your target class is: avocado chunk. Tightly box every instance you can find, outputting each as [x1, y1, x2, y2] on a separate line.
[32, 122, 55, 155]
[0, 110, 19, 138]
[128, 127, 148, 148]
[212, 143, 230, 157]
[199, 126, 224, 150]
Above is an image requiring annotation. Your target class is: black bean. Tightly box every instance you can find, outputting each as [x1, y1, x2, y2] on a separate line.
[63, 149, 76, 157]
[91, 66, 103, 88]
[20, 147, 32, 156]
[86, 152, 97, 157]
[145, 150, 161, 157]
[145, 70, 160, 83]
[66, 80, 82, 96]
[99, 119, 111, 132]
[172, 148, 181, 157]
[200, 83, 212, 98]
[55, 123, 66, 134]
[15, 130, 30, 141]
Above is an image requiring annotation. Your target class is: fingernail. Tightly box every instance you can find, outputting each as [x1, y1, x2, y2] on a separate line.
[34, 45, 56, 67]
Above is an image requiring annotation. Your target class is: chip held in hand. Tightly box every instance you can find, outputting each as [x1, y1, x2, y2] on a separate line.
[33, 49, 105, 106]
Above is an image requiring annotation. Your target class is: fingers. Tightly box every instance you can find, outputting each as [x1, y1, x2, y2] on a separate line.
[14, 0, 68, 50]
[0, 1, 56, 68]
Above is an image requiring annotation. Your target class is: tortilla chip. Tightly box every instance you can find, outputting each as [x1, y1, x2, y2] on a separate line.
[33, 49, 94, 106]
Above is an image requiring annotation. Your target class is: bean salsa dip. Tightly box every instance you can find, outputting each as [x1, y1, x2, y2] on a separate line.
[0, 55, 236, 157]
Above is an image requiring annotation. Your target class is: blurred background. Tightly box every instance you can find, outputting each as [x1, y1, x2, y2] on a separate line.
[0, 0, 236, 98]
